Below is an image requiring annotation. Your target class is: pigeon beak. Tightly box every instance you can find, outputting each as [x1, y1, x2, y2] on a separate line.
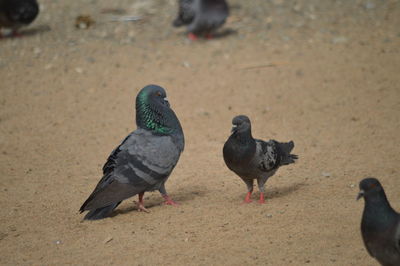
[231, 124, 237, 133]
[164, 97, 170, 107]
[357, 190, 364, 201]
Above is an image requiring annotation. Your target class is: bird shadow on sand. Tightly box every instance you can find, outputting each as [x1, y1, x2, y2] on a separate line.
[113, 186, 208, 217]
[21, 25, 51, 37]
[265, 181, 307, 200]
[1, 25, 51, 39]
[213, 28, 237, 39]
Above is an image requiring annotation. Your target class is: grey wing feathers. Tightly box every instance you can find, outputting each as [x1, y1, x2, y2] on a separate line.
[79, 134, 137, 213]
[256, 140, 279, 172]
[256, 140, 298, 172]
[80, 130, 181, 215]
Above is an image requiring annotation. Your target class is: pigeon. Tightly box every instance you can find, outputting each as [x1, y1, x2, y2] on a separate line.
[223, 115, 298, 203]
[0, 0, 39, 36]
[172, 0, 229, 40]
[80, 85, 185, 220]
[357, 177, 400, 266]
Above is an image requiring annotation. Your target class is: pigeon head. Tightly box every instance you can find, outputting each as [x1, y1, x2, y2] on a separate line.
[357, 177, 384, 201]
[5, 0, 39, 24]
[231, 115, 251, 134]
[135, 85, 183, 136]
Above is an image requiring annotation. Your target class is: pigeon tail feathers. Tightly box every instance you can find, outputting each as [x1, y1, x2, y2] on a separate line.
[83, 202, 120, 220]
[276, 140, 298, 165]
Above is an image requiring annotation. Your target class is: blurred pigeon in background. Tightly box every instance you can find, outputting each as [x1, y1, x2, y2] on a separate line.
[223, 115, 298, 204]
[80, 85, 185, 220]
[357, 177, 400, 266]
[0, 0, 39, 36]
[173, 0, 229, 40]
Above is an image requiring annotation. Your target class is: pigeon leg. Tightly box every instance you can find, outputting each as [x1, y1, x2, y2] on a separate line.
[206, 33, 213, 40]
[188, 32, 198, 41]
[244, 191, 253, 203]
[242, 179, 254, 203]
[257, 176, 269, 204]
[137, 192, 150, 212]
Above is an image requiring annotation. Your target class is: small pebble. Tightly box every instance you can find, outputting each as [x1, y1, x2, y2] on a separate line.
[128, 31, 136, 38]
[86, 57, 96, 63]
[322, 172, 331, 177]
[272, 0, 283, 5]
[332, 36, 348, 44]
[293, 3, 302, 12]
[365, 2, 376, 9]
[33, 47, 42, 55]
[308, 13, 317, 20]
[104, 236, 113, 244]
[75, 67, 83, 74]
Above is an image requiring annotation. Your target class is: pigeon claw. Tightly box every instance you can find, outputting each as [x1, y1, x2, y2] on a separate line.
[242, 191, 253, 203]
[11, 30, 22, 38]
[162, 195, 179, 206]
[164, 199, 179, 206]
[188, 32, 198, 41]
[137, 203, 150, 213]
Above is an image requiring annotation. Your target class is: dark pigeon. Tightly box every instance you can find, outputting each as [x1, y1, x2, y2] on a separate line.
[0, 0, 39, 36]
[80, 85, 185, 220]
[223, 115, 298, 203]
[173, 0, 229, 40]
[357, 177, 400, 266]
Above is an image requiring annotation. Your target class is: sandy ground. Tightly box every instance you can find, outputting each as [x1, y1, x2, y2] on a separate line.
[1, 0, 400, 265]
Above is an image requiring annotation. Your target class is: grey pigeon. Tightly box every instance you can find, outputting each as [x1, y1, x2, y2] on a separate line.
[0, 0, 39, 36]
[223, 115, 298, 203]
[80, 85, 185, 220]
[173, 0, 229, 40]
[357, 177, 400, 266]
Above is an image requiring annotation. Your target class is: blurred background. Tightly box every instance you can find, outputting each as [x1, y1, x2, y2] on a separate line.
[0, 0, 399, 265]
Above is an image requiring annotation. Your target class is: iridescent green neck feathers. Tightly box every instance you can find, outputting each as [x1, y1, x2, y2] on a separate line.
[136, 89, 180, 135]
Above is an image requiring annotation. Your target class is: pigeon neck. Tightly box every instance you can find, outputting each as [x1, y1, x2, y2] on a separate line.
[136, 95, 183, 137]
[224, 128, 256, 166]
[232, 128, 254, 144]
[363, 192, 398, 228]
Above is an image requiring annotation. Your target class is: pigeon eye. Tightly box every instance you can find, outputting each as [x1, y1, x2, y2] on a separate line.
[370, 183, 376, 188]
[155, 91, 162, 97]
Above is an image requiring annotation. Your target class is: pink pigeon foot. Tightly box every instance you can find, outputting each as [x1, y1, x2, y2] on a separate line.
[188, 32, 198, 41]
[137, 192, 150, 212]
[12, 30, 22, 38]
[258, 192, 266, 204]
[243, 191, 253, 203]
[162, 194, 179, 206]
